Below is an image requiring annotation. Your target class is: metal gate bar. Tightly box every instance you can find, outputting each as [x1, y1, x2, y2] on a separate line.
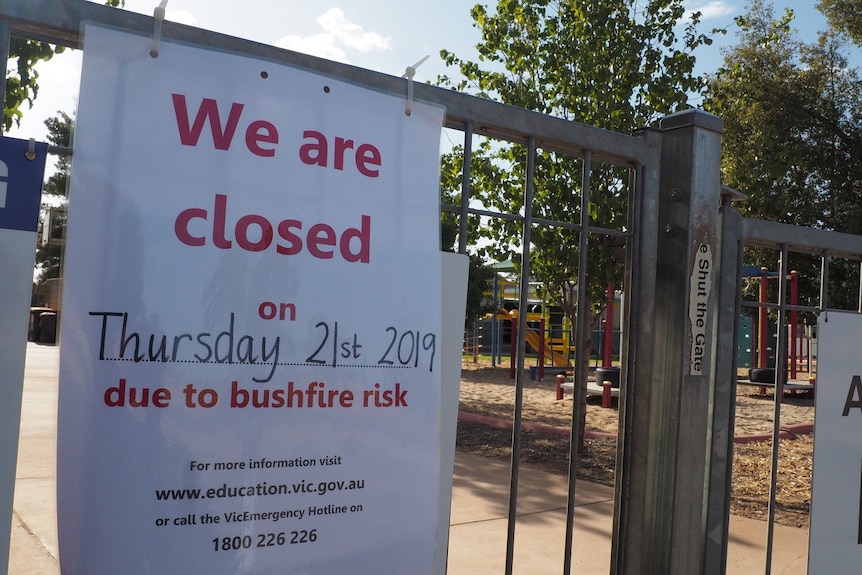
[504, 136, 536, 575]
[563, 150, 593, 574]
[764, 243, 789, 575]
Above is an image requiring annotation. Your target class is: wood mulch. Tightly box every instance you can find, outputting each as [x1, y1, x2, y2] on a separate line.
[455, 359, 814, 528]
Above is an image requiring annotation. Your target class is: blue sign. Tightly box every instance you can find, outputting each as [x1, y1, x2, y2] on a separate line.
[0, 137, 48, 233]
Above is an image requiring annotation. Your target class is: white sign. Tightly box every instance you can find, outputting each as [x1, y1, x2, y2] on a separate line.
[688, 243, 712, 375]
[809, 312, 862, 572]
[58, 25, 444, 575]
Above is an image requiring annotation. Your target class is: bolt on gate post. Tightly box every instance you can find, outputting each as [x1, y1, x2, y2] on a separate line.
[614, 109, 737, 575]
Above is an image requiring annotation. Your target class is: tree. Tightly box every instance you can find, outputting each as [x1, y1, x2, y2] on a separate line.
[818, 0, 862, 45]
[703, 1, 862, 310]
[439, 0, 716, 309]
[4, 0, 124, 131]
[704, 5, 820, 228]
[438, 0, 718, 448]
[31, 111, 71, 305]
[4, 40, 62, 132]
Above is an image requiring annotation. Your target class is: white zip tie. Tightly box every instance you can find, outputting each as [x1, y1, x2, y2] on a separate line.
[149, 0, 169, 58]
[401, 55, 429, 116]
[25, 138, 36, 161]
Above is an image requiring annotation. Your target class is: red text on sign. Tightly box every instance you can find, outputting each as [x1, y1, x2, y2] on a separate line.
[299, 131, 380, 177]
[174, 194, 371, 263]
[172, 94, 278, 157]
[171, 94, 382, 176]
[104, 378, 171, 408]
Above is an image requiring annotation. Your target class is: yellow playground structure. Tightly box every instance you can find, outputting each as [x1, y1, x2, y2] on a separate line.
[497, 308, 573, 367]
[524, 326, 571, 367]
[464, 269, 621, 371]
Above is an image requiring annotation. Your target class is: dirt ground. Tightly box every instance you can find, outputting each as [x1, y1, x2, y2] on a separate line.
[455, 359, 815, 528]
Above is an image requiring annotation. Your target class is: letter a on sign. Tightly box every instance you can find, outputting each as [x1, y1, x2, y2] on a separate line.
[843, 375, 862, 416]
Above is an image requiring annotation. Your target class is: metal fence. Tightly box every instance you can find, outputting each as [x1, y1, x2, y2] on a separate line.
[6, 2, 862, 574]
[734, 215, 862, 573]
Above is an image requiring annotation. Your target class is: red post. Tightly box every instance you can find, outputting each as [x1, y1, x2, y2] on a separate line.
[602, 381, 612, 408]
[556, 373, 564, 401]
[603, 282, 614, 368]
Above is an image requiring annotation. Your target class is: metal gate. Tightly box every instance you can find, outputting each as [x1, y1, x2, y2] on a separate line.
[726, 212, 862, 574]
[5, 2, 862, 574]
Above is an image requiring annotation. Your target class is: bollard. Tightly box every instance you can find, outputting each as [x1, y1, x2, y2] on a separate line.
[602, 381, 612, 409]
[556, 373, 565, 401]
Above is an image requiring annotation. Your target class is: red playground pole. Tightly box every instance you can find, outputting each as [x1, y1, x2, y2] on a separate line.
[602, 381, 612, 409]
[603, 282, 614, 368]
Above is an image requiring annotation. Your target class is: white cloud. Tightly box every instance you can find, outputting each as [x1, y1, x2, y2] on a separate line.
[687, 1, 735, 20]
[274, 7, 391, 63]
[316, 8, 391, 52]
[165, 10, 196, 26]
[277, 33, 348, 62]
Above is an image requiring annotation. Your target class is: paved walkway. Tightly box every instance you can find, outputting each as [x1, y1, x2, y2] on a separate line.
[8, 343, 810, 574]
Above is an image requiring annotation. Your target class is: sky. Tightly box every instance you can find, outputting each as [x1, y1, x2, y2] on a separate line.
[4, 0, 857, 143]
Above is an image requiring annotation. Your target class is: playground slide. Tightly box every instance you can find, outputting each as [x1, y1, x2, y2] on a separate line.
[524, 330, 571, 367]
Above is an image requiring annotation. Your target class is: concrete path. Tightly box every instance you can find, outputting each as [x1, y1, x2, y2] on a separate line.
[8, 343, 59, 575]
[8, 343, 810, 574]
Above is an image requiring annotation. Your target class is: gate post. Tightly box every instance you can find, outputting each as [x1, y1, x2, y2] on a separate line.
[613, 109, 731, 574]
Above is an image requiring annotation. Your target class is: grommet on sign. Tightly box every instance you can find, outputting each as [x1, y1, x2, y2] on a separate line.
[149, 0, 169, 58]
[401, 55, 429, 116]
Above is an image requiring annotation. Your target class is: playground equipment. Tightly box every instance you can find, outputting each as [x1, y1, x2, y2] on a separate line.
[524, 330, 572, 367]
[486, 274, 579, 369]
[741, 266, 816, 396]
[483, 276, 620, 368]
[503, 311, 572, 382]
[461, 277, 622, 393]
[524, 327, 571, 367]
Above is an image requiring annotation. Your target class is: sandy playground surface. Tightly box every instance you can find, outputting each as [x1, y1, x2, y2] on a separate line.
[455, 359, 815, 528]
